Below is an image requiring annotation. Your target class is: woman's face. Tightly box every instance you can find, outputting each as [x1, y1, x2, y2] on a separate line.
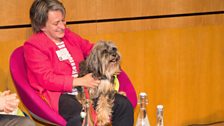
[41, 10, 66, 43]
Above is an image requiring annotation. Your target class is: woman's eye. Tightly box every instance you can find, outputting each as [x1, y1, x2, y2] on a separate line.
[53, 22, 59, 26]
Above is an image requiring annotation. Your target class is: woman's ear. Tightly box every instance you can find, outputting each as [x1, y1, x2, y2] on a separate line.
[41, 26, 46, 32]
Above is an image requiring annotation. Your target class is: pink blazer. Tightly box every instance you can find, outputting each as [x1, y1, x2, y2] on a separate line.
[24, 28, 137, 112]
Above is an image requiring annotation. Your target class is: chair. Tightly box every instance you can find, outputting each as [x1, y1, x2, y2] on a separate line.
[10, 46, 67, 126]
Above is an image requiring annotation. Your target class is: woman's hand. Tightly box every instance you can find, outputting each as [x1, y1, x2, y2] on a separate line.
[72, 73, 100, 88]
[0, 90, 20, 113]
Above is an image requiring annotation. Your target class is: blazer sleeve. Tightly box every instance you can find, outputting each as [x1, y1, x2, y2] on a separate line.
[118, 69, 137, 107]
[24, 42, 73, 92]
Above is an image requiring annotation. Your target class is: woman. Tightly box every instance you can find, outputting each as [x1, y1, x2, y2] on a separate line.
[24, 0, 136, 125]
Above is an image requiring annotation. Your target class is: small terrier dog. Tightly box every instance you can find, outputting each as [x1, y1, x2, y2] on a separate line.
[77, 40, 121, 126]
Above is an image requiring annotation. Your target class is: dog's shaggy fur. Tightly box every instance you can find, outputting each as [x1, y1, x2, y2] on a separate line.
[77, 41, 121, 126]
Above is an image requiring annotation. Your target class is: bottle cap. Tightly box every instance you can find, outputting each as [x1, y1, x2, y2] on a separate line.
[138, 92, 148, 104]
[157, 105, 163, 111]
[139, 92, 147, 97]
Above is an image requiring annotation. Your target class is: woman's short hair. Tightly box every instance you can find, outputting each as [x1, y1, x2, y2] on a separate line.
[30, 0, 66, 33]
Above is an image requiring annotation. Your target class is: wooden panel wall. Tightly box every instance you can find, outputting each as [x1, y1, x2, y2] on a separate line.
[1, 0, 224, 26]
[72, 16, 224, 125]
[0, 1, 224, 126]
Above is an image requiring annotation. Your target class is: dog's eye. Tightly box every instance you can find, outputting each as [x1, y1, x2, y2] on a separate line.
[102, 50, 108, 54]
[112, 47, 117, 51]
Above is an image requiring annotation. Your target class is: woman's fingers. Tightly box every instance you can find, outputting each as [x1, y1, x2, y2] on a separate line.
[3, 94, 19, 113]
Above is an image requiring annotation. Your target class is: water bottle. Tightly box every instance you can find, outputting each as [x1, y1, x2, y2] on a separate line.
[135, 92, 150, 126]
[156, 105, 164, 126]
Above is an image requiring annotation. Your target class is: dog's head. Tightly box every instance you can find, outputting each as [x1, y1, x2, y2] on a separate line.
[80, 40, 121, 81]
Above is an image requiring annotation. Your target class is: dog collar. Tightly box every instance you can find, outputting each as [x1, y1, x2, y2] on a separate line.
[114, 75, 120, 91]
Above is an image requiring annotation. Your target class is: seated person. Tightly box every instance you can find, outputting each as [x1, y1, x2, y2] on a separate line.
[24, 0, 137, 126]
[0, 90, 35, 126]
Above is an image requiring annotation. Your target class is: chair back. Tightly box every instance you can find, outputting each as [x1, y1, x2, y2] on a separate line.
[10, 46, 66, 126]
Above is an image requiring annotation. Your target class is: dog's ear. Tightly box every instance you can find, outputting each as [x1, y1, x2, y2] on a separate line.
[78, 60, 88, 77]
[86, 50, 103, 77]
